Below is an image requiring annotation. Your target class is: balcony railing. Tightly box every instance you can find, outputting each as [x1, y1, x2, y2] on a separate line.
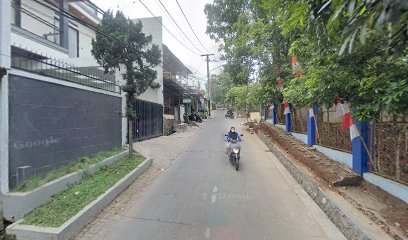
[11, 47, 120, 93]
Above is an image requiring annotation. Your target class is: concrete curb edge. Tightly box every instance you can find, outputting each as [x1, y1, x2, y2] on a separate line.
[258, 133, 392, 240]
[3, 151, 128, 222]
[6, 157, 152, 240]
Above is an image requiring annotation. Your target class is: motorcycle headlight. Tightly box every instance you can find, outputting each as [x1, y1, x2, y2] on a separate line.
[233, 148, 239, 153]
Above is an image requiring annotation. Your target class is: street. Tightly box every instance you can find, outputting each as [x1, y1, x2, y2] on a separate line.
[79, 110, 345, 240]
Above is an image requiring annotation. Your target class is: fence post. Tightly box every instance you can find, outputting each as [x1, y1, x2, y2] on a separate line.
[352, 118, 370, 175]
[286, 104, 292, 133]
[272, 107, 277, 125]
[264, 108, 267, 122]
[307, 105, 319, 146]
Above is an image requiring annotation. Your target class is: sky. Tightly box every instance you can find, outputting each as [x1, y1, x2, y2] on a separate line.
[92, 0, 225, 87]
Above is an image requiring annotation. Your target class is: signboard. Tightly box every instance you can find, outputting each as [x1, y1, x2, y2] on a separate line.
[183, 98, 192, 104]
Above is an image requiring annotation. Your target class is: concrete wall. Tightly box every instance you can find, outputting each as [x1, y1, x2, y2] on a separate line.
[133, 17, 163, 105]
[8, 74, 122, 188]
[77, 21, 95, 58]
[292, 132, 308, 145]
[363, 173, 408, 204]
[314, 145, 353, 169]
[11, 0, 97, 60]
[20, 0, 55, 41]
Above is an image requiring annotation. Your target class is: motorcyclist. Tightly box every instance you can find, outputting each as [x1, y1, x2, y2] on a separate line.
[225, 127, 241, 142]
[225, 127, 242, 164]
[227, 108, 233, 115]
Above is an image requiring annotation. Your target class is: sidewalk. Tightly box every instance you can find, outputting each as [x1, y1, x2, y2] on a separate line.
[74, 121, 206, 240]
[133, 121, 207, 170]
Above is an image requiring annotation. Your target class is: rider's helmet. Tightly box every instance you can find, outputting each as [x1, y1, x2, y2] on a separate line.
[230, 127, 235, 132]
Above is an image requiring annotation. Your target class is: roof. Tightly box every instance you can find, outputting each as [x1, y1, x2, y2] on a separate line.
[163, 44, 193, 79]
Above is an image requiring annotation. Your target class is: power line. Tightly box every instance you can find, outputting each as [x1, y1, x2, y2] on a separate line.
[18, 2, 96, 40]
[137, 0, 201, 56]
[157, 0, 203, 53]
[175, 0, 211, 53]
[33, 0, 161, 65]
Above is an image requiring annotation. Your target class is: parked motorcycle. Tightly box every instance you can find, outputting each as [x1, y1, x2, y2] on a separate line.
[225, 134, 243, 170]
[183, 112, 190, 124]
[225, 111, 234, 119]
[188, 112, 203, 123]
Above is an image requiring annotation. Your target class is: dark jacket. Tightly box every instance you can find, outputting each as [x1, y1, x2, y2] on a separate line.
[226, 131, 241, 141]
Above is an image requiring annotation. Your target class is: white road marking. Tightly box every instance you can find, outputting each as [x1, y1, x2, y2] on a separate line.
[205, 228, 211, 239]
[212, 186, 217, 203]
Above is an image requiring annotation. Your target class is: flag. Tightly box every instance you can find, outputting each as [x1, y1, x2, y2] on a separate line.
[308, 108, 314, 118]
[291, 56, 297, 67]
[342, 112, 353, 130]
[283, 101, 290, 115]
[350, 124, 360, 141]
[278, 78, 283, 89]
[342, 112, 360, 141]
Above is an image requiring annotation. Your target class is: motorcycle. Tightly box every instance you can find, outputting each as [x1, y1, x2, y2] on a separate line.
[225, 111, 234, 119]
[225, 134, 243, 170]
[183, 112, 189, 124]
[188, 112, 203, 123]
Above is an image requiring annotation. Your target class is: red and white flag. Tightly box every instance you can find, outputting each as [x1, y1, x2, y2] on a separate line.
[342, 112, 360, 141]
[283, 101, 290, 115]
[308, 108, 314, 118]
[278, 78, 283, 90]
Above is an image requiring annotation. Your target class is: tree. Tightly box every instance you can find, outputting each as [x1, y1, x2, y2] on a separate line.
[92, 11, 161, 157]
[210, 72, 234, 106]
[206, 0, 408, 120]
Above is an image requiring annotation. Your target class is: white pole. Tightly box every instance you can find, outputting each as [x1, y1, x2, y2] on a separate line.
[0, 0, 11, 193]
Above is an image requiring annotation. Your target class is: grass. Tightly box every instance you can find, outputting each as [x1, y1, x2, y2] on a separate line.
[22, 154, 145, 227]
[13, 148, 127, 192]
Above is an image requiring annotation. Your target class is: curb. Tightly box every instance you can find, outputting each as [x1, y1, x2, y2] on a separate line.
[6, 157, 152, 240]
[3, 151, 128, 222]
[258, 133, 392, 240]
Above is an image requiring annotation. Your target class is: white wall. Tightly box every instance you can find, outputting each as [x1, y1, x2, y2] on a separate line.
[20, 0, 55, 40]
[1, 0, 11, 194]
[132, 17, 163, 105]
[77, 23, 96, 58]
[11, 0, 97, 61]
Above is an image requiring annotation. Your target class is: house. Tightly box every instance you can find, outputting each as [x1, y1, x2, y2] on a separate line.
[1, 0, 122, 193]
[128, 17, 164, 141]
[162, 44, 208, 134]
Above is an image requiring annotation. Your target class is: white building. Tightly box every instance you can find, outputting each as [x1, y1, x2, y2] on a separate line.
[0, 1, 165, 193]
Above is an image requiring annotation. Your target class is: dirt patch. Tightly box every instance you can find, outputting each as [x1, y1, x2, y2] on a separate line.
[338, 182, 408, 239]
[259, 123, 362, 186]
[259, 123, 408, 239]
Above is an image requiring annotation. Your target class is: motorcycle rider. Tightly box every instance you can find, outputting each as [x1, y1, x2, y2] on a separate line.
[225, 127, 241, 142]
[225, 127, 242, 170]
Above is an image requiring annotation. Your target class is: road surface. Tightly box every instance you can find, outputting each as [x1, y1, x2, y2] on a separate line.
[84, 110, 345, 240]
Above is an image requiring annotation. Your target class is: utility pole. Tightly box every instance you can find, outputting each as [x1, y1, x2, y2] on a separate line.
[202, 53, 214, 116]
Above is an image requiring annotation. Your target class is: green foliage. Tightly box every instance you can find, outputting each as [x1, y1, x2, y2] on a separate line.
[206, 0, 408, 120]
[225, 84, 278, 111]
[92, 11, 161, 119]
[23, 155, 145, 227]
[12, 148, 126, 192]
[210, 72, 234, 106]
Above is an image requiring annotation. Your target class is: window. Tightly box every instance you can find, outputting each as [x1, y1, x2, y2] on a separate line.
[53, 17, 60, 45]
[68, 27, 79, 57]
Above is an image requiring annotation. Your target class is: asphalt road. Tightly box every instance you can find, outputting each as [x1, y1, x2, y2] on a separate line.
[98, 110, 345, 240]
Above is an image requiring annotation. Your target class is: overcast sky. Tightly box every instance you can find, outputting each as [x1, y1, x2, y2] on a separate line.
[92, 0, 224, 86]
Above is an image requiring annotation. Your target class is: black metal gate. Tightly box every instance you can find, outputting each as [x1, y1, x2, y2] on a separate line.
[131, 99, 163, 141]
